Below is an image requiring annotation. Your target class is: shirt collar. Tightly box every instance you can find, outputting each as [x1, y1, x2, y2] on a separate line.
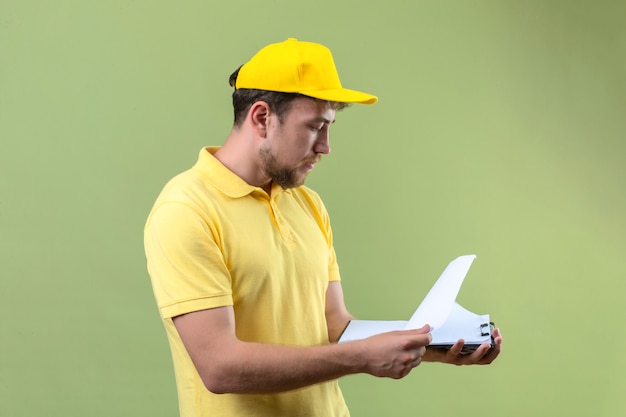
[192, 147, 291, 199]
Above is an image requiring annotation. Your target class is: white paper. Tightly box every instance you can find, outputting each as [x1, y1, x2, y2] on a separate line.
[429, 302, 490, 345]
[336, 320, 408, 343]
[338, 254, 491, 346]
[406, 254, 476, 331]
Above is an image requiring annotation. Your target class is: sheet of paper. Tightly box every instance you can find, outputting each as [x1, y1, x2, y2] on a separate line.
[405, 254, 476, 331]
[429, 302, 490, 345]
[337, 254, 490, 346]
[338, 320, 407, 343]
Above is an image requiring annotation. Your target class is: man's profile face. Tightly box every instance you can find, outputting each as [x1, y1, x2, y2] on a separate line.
[260, 97, 336, 189]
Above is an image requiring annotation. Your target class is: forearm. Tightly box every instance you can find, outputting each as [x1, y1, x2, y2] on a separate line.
[326, 313, 355, 343]
[174, 304, 433, 395]
[198, 339, 362, 394]
[325, 281, 356, 343]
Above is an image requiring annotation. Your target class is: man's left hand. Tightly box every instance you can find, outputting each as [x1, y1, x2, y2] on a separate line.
[424, 327, 503, 365]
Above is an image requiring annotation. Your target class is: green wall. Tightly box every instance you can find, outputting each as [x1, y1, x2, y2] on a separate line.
[1, 1, 624, 416]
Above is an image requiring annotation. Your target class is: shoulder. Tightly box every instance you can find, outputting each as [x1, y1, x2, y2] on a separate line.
[145, 168, 223, 230]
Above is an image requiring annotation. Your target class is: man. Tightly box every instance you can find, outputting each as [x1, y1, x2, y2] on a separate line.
[144, 38, 502, 417]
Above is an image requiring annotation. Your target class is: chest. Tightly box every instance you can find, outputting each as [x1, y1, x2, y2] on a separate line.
[212, 192, 331, 298]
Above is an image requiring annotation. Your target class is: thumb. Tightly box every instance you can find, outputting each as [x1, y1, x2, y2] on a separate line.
[415, 324, 431, 334]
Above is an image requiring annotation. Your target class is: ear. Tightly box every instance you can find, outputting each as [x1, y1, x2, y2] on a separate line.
[248, 101, 271, 138]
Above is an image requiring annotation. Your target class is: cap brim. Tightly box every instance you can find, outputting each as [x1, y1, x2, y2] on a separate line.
[299, 88, 378, 105]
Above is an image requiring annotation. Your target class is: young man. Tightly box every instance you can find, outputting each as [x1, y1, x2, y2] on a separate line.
[144, 38, 502, 417]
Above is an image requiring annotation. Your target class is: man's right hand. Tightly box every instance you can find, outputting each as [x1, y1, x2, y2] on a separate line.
[358, 325, 432, 379]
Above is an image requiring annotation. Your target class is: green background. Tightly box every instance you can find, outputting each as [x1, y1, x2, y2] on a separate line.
[1, 1, 625, 416]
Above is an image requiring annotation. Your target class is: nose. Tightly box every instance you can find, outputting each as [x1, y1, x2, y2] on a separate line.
[313, 128, 331, 155]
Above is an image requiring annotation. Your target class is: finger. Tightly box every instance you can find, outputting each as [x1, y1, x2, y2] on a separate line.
[414, 324, 431, 334]
[405, 328, 432, 345]
[467, 343, 495, 364]
[407, 332, 432, 348]
[476, 343, 492, 358]
[407, 350, 424, 368]
[447, 339, 465, 357]
[493, 327, 503, 339]
[492, 328, 503, 346]
[481, 339, 503, 364]
[417, 346, 426, 358]
[412, 356, 422, 368]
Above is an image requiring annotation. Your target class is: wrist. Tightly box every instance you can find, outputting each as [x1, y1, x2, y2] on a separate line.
[332, 339, 368, 375]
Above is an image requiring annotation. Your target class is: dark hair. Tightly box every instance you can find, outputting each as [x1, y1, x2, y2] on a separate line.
[228, 66, 350, 127]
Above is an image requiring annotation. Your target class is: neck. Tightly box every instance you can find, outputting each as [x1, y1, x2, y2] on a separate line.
[214, 131, 272, 193]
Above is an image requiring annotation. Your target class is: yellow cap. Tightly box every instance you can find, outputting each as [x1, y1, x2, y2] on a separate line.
[235, 38, 378, 105]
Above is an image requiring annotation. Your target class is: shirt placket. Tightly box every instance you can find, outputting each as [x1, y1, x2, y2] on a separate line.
[269, 193, 296, 250]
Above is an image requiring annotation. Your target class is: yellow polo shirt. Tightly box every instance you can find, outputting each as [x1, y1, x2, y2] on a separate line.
[144, 147, 349, 417]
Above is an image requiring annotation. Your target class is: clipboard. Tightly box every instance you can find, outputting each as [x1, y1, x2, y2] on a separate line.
[337, 255, 494, 353]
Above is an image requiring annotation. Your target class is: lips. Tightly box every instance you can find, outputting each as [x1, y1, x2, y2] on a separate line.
[303, 157, 320, 170]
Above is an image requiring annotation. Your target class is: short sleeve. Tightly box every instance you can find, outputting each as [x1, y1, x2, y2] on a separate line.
[144, 201, 233, 319]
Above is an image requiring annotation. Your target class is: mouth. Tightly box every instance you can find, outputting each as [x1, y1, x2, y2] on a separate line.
[303, 157, 321, 171]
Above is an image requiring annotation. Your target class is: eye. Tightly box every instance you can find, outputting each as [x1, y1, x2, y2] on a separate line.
[309, 123, 324, 132]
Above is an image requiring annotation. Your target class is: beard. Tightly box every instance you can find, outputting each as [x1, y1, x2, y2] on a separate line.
[259, 146, 309, 190]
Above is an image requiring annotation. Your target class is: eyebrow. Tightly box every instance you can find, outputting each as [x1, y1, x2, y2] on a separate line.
[311, 116, 336, 124]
